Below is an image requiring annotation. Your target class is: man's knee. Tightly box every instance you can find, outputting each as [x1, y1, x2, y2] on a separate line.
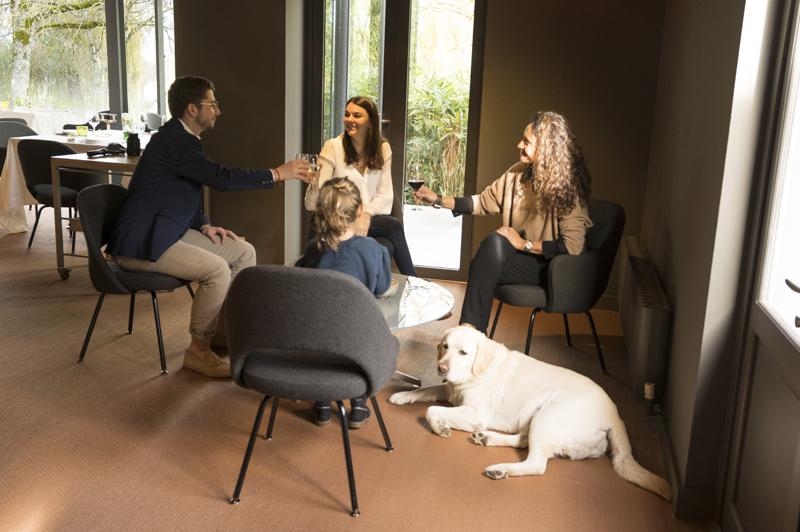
[237, 240, 256, 268]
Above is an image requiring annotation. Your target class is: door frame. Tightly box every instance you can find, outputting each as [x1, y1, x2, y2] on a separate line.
[721, 0, 800, 528]
[302, 0, 487, 281]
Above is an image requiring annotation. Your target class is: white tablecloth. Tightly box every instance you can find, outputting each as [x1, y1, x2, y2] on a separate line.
[0, 131, 145, 233]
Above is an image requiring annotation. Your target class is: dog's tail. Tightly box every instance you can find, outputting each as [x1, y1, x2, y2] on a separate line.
[608, 417, 672, 501]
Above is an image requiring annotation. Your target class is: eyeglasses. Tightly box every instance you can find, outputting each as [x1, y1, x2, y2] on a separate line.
[195, 100, 221, 110]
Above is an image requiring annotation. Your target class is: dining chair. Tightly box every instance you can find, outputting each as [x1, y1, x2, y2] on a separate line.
[488, 199, 626, 374]
[76, 184, 195, 375]
[0, 117, 29, 125]
[17, 139, 105, 251]
[225, 265, 398, 516]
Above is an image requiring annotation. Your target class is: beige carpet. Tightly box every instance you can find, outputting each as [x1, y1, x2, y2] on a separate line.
[0, 209, 708, 531]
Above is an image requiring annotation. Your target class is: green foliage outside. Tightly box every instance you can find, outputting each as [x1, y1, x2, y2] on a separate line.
[403, 74, 468, 203]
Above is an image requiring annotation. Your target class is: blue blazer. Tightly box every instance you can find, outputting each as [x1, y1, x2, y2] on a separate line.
[108, 118, 274, 261]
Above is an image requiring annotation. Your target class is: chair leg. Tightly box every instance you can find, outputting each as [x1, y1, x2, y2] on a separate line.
[562, 314, 572, 347]
[27, 205, 43, 249]
[585, 311, 608, 374]
[488, 301, 503, 339]
[370, 396, 393, 452]
[264, 398, 280, 440]
[229, 395, 271, 505]
[150, 291, 168, 375]
[525, 308, 542, 356]
[79, 292, 105, 362]
[186, 284, 195, 299]
[335, 400, 360, 516]
[127, 293, 136, 333]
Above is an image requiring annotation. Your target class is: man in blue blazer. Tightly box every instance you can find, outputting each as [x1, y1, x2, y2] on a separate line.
[109, 76, 310, 378]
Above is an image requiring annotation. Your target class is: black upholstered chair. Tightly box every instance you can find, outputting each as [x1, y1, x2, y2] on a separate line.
[18, 139, 105, 251]
[0, 117, 29, 125]
[225, 265, 399, 516]
[76, 184, 194, 375]
[488, 199, 626, 373]
[0, 121, 36, 179]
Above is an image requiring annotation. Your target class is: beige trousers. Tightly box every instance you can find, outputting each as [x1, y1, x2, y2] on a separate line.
[116, 229, 256, 341]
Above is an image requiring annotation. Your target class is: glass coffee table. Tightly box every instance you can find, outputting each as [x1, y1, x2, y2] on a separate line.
[376, 274, 455, 386]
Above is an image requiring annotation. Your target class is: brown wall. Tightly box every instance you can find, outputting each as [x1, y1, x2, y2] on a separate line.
[641, 0, 756, 520]
[476, 1, 665, 303]
[174, 1, 287, 264]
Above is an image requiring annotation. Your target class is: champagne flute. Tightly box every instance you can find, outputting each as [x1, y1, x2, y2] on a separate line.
[294, 153, 319, 180]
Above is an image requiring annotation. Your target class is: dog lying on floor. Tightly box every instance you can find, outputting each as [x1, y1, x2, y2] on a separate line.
[389, 325, 671, 500]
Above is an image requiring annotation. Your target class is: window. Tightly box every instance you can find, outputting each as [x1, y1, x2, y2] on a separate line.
[0, 0, 174, 131]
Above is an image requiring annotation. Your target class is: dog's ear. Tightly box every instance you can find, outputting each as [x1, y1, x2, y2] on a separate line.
[471, 333, 496, 377]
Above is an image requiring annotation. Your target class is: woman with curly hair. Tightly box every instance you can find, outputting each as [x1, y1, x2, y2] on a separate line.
[414, 111, 593, 332]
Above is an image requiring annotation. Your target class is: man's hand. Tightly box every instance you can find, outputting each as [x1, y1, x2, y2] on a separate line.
[355, 211, 371, 236]
[495, 226, 525, 250]
[274, 159, 311, 183]
[201, 224, 238, 244]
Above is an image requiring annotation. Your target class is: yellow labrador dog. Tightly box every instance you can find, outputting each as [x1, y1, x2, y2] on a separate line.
[389, 326, 671, 500]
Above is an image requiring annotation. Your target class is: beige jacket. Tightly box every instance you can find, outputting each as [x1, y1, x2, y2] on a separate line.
[304, 135, 394, 215]
[472, 162, 592, 256]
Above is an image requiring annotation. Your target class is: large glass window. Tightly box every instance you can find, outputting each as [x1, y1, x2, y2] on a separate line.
[0, 0, 109, 131]
[0, 0, 174, 132]
[759, 22, 800, 348]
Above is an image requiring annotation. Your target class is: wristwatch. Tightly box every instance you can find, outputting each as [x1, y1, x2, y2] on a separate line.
[523, 240, 534, 253]
[432, 193, 443, 209]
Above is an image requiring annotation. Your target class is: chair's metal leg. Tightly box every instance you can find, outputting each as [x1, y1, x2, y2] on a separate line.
[370, 396, 393, 452]
[127, 293, 136, 333]
[525, 309, 541, 356]
[79, 292, 105, 362]
[488, 301, 503, 339]
[229, 395, 271, 505]
[186, 283, 195, 299]
[150, 291, 168, 375]
[585, 311, 608, 374]
[562, 314, 572, 347]
[336, 400, 360, 517]
[264, 397, 280, 440]
[27, 205, 43, 249]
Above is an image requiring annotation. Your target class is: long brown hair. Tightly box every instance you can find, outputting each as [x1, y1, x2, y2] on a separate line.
[313, 177, 362, 252]
[342, 95, 385, 170]
[526, 111, 591, 216]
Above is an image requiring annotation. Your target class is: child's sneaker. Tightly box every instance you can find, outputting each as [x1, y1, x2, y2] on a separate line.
[348, 398, 371, 429]
[313, 401, 332, 426]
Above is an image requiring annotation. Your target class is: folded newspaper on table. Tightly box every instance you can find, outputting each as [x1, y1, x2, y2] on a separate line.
[397, 277, 455, 328]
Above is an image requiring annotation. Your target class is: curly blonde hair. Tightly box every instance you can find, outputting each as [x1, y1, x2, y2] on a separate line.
[526, 111, 591, 216]
[313, 177, 362, 252]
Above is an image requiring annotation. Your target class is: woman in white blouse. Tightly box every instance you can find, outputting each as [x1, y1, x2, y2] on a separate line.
[304, 95, 416, 276]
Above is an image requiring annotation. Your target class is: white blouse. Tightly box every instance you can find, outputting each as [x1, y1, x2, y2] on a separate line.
[304, 134, 394, 215]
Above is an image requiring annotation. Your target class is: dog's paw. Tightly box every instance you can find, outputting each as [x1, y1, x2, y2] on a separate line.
[470, 432, 488, 446]
[427, 416, 452, 438]
[484, 465, 509, 480]
[388, 391, 416, 405]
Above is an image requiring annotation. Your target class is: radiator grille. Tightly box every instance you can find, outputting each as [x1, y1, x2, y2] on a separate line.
[618, 236, 671, 403]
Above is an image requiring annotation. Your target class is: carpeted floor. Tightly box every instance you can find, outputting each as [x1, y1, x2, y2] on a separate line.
[0, 209, 708, 531]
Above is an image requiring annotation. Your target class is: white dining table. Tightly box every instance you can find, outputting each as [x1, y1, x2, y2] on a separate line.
[0, 131, 146, 233]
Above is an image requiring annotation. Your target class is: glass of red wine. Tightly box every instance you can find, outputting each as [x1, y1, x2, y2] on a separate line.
[407, 177, 425, 211]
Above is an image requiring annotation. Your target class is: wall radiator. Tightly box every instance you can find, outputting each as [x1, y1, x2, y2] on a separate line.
[618, 236, 672, 404]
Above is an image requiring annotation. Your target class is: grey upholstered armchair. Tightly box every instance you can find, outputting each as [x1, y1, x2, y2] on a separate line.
[225, 265, 399, 516]
[489, 199, 626, 373]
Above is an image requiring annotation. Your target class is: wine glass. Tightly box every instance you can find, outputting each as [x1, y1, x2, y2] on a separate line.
[139, 113, 149, 133]
[407, 166, 425, 211]
[88, 113, 100, 132]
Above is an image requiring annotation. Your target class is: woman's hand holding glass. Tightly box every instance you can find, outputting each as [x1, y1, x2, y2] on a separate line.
[413, 185, 438, 205]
